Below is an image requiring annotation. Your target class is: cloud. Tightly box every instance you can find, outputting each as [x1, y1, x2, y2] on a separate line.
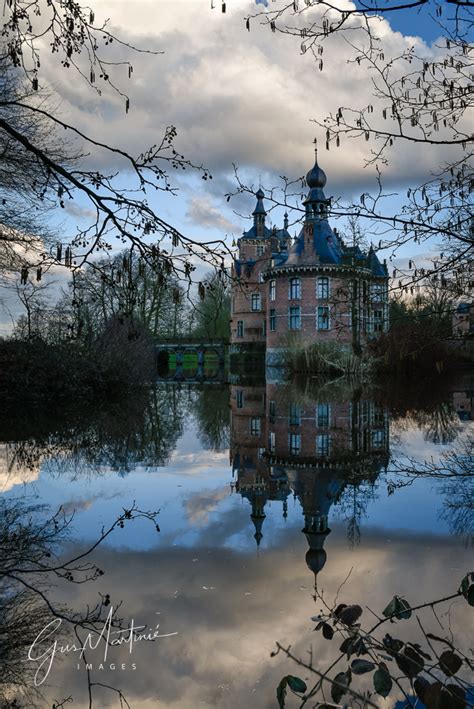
[185, 195, 239, 234]
[35, 0, 460, 232]
[31, 523, 473, 707]
[183, 486, 230, 526]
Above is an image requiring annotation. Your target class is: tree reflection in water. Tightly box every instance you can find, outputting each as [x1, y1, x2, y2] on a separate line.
[0, 498, 160, 707]
[0, 374, 471, 706]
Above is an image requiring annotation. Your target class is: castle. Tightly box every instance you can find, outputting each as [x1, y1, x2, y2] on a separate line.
[230, 152, 389, 365]
[229, 379, 390, 583]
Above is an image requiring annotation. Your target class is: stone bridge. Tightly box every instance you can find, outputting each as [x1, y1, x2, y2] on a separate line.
[155, 339, 227, 382]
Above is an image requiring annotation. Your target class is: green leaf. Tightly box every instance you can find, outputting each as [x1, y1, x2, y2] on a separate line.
[276, 677, 288, 708]
[396, 597, 412, 619]
[460, 572, 472, 596]
[382, 595, 411, 620]
[439, 650, 462, 677]
[414, 676, 430, 704]
[321, 622, 334, 640]
[382, 596, 398, 618]
[459, 572, 474, 606]
[424, 681, 465, 709]
[331, 669, 351, 704]
[383, 633, 404, 656]
[340, 635, 365, 657]
[351, 659, 375, 675]
[396, 646, 424, 678]
[287, 676, 307, 694]
[373, 664, 392, 698]
[337, 604, 363, 626]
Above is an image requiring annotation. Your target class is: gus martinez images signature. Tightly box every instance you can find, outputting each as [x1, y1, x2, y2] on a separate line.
[27, 606, 178, 686]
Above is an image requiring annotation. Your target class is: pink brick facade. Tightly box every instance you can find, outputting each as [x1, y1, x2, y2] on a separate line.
[230, 156, 389, 364]
[229, 379, 389, 575]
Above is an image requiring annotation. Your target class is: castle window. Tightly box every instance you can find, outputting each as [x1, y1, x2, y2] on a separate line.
[316, 403, 330, 427]
[316, 434, 330, 457]
[373, 309, 383, 332]
[269, 431, 276, 453]
[370, 282, 386, 303]
[371, 430, 385, 449]
[367, 313, 374, 334]
[236, 390, 244, 409]
[269, 279, 276, 301]
[372, 404, 384, 426]
[289, 277, 301, 300]
[289, 403, 301, 426]
[289, 433, 301, 456]
[262, 319, 266, 336]
[317, 276, 330, 299]
[251, 293, 261, 311]
[250, 417, 261, 436]
[288, 306, 301, 330]
[237, 320, 244, 337]
[317, 306, 330, 330]
[269, 400, 275, 422]
[256, 244, 264, 257]
[269, 308, 276, 331]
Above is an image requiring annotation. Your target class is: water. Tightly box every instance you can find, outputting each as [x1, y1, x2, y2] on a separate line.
[1, 374, 472, 708]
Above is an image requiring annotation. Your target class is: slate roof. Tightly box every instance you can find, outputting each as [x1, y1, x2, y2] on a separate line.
[236, 159, 389, 279]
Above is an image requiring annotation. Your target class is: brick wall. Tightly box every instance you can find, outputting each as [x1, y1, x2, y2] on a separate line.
[230, 239, 272, 345]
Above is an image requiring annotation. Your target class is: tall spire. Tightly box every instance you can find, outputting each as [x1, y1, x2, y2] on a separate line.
[252, 188, 267, 237]
[251, 509, 266, 547]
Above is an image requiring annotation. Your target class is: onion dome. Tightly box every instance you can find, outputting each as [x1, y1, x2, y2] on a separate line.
[303, 147, 330, 221]
[305, 547, 327, 575]
[306, 157, 327, 189]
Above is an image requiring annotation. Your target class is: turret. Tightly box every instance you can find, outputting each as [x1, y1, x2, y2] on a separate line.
[303, 147, 331, 222]
[252, 188, 267, 238]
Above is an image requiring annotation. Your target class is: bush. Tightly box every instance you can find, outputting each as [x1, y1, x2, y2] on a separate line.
[281, 335, 375, 377]
[0, 317, 155, 409]
[370, 318, 456, 376]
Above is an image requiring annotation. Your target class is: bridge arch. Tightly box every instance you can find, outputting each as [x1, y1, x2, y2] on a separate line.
[155, 340, 226, 383]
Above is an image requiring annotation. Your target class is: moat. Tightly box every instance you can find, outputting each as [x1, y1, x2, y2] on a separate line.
[1, 372, 472, 708]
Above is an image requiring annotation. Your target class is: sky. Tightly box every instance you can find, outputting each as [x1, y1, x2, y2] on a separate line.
[0, 0, 459, 333]
[42, 0, 453, 232]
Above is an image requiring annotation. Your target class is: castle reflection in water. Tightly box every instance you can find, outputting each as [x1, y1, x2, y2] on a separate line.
[229, 377, 390, 585]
